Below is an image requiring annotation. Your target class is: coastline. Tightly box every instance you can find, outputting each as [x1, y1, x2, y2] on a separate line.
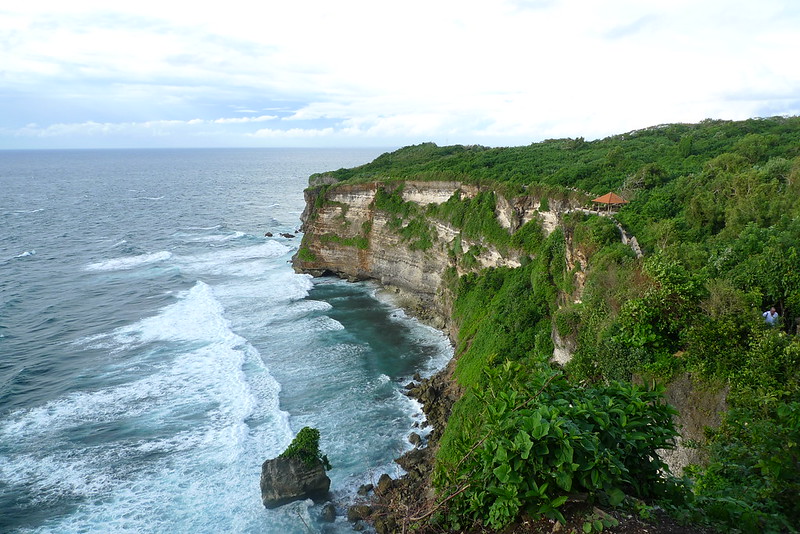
[298, 273, 461, 532]
[289, 180, 715, 533]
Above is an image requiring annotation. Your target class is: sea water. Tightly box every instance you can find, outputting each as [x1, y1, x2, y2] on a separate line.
[0, 149, 453, 533]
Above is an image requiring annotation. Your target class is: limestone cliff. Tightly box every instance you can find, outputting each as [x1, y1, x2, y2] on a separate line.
[292, 178, 722, 479]
[293, 180, 578, 327]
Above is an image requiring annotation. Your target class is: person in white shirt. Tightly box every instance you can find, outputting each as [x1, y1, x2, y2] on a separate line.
[763, 306, 779, 325]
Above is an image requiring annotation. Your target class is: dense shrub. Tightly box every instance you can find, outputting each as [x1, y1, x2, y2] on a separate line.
[435, 362, 679, 530]
[279, 427, 331, 470]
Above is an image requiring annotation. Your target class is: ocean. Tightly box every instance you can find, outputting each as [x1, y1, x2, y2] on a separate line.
[0, 148, 453, 533]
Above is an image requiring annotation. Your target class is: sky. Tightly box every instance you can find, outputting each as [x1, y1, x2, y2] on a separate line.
[1, 0, 799, 149]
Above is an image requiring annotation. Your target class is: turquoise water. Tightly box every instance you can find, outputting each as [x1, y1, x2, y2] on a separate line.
[0, 149, 452, 533]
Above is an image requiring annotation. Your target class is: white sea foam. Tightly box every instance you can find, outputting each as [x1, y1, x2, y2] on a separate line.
[288, 299, 333, 314]
[15, 250, 36, 258]
[308, 315, 346, 331]
[113, 281, 233, 346]
[0, 281, 295, 533]
[175, 241, 291, 277]
[179, 224, 223, 231]
[13, 208, 44, 215]
[189, 231, 247, 243]
[85, 251, 172, 272]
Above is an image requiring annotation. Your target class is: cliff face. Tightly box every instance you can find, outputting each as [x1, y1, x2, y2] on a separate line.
[293, 180, 572, 326]
[293, 179, 721, 478]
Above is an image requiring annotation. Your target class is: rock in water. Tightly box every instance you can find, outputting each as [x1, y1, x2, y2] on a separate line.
[320, 502, 337, 522]
[260, 457, 331, 508]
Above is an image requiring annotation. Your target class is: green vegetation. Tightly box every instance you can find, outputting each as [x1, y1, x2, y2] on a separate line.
[679, 402, 800, 533]
[296, 246, 318, 262]
[279, 427, 331, 470]
[309, 116, 800, 531]
[319, 232, 370, 250]
[428, 190, 519, 254]
[311, 118, 800, 194]
[435, 361, 679, 530]
[374, 185, 435, 251]
[431, 225, 683, 530]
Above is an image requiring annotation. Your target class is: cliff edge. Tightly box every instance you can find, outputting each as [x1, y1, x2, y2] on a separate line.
[293, 180, 581, 329]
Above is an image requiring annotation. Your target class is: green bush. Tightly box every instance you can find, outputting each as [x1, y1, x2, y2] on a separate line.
[431, 190, 513, 250]
[296, 246, 318, 262]
[279, 427, 331, 470]
[374, 185, 435, 250]
[509, 219, 545, 254]
[436, 361, 679, 530]
[682, 402, 800, 533]
[319, 233, 369, 250]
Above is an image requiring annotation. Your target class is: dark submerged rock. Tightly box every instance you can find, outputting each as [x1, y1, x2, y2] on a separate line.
[347, 504, 372, 522]
[320, 502, 337, 522]
[259, 456, 331, 508]
[377, 473, 394, 495]
[374, 516, 399, 534]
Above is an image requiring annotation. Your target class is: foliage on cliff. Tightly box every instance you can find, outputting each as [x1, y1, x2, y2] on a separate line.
[420, 117, 800, 532]
[435, 361, 680, 530]
[310, 117, 800, 193]
[431, 253, 682, 530]
[303, 116, 800, 532]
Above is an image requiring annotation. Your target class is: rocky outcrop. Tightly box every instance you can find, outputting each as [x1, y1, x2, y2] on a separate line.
[347, 364, 461, 531]
[260, 457, 331, 508]
[295, 182, 450, 323]
[658, 372, 728, 475]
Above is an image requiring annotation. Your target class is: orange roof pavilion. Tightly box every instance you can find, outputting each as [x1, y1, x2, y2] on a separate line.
[591, 192, 629, 212]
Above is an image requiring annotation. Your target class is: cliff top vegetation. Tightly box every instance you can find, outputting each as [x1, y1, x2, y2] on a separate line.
[311, 116, 800, 191]
[303, 116, 800, 533]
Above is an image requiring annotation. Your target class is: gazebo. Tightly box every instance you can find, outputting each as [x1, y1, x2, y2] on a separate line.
[591, 192, 629, 213]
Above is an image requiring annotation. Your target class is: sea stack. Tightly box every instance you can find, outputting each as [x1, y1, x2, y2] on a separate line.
[259, 456, 331, 508]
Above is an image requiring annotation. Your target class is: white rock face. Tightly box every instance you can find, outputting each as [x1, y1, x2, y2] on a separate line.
[551, 328, 576, 366]
[400, 181, 476, 205]
[295, 180, 590, 346]
[294, 181, 524, 321]
[538, 210, 560, 236]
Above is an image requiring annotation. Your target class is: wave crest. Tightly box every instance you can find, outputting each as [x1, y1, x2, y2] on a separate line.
[85, 251, 172, 272]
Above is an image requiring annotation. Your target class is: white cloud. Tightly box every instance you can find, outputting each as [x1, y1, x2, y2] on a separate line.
[250, 127, 336, 139]
[1, 0, 799, 148]
[213, 115, 278, 124]
[9, 115, 280, 137]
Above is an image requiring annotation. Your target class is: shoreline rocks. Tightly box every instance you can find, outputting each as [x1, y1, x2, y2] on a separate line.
[344, 364, 460, 531]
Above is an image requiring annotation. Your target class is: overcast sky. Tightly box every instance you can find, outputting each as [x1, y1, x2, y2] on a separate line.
[2, 0, 799, 149]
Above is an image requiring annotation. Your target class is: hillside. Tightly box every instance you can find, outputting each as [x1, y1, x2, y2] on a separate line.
[293, 116, 800, 533]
